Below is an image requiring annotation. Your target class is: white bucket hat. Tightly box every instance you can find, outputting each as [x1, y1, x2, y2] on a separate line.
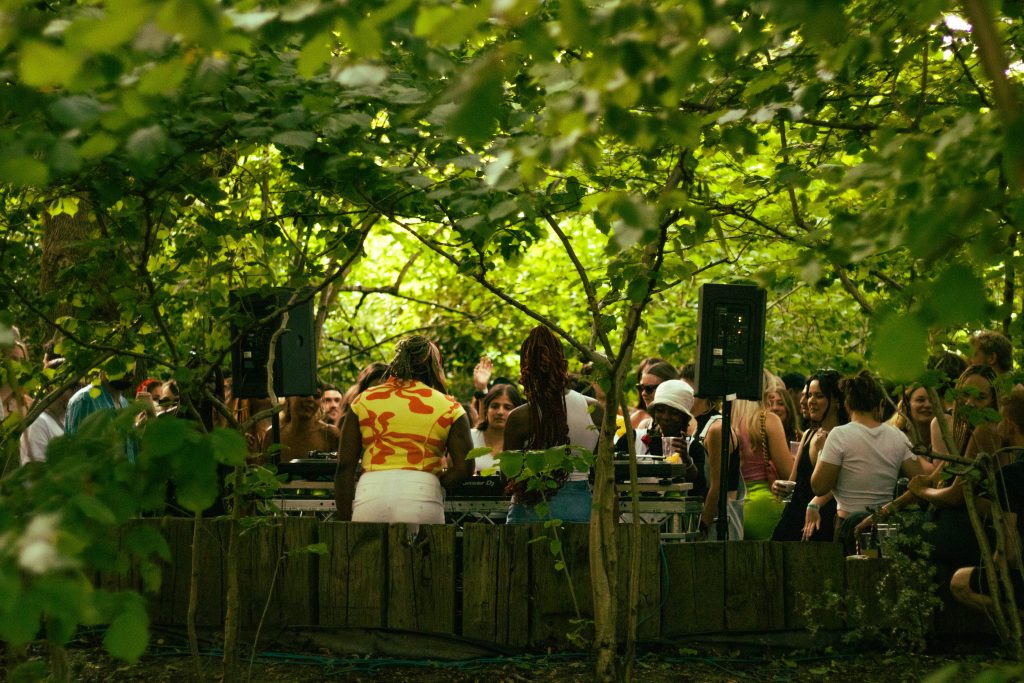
[647, 379, 695, 418]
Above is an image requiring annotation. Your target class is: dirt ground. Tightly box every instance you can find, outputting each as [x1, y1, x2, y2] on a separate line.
[6, 638, 1020, 683]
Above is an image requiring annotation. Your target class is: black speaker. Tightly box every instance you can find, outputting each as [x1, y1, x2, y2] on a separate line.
[229, 288, 317, 399]
[694, 284, 766, 401]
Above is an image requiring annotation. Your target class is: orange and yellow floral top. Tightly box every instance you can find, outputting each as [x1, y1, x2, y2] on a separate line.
[350, 378, 465, 473]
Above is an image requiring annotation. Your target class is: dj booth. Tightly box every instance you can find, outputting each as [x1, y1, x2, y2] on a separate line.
[272, 459, 702, 542]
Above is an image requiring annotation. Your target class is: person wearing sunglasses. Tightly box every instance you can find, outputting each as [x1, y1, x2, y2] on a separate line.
[631, 360, 678, 429]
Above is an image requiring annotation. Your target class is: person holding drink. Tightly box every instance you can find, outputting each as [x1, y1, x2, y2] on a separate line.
[638, 380, 702, 486]
[771, 369, 848, 542]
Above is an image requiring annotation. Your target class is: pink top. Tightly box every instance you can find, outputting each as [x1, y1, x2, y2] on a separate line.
[738, 418, 775, 483]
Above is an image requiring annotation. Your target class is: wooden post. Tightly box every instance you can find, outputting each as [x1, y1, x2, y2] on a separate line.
[461, 524, 531, 647]
[150, 517, 227, 627]
[530, 523, 593, 648]
[724, 541, 785, 632]
[318, 522, 387, 627]
[238, 517, 318, 630]
[616, 524, 661, 642]
[843, 556, 888, 629]
[782, 542, 845, 630]
[660, 542, 726, 636]
[387, 524, 457, 634]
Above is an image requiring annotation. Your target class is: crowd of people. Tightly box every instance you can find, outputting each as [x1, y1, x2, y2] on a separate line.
[5, 322, 1024, 618]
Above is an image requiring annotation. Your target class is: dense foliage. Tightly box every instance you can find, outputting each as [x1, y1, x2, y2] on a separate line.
[1, 0, 1023, 677]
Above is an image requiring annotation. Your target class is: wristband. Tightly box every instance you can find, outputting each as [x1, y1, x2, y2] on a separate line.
[806, 502, 820, 511]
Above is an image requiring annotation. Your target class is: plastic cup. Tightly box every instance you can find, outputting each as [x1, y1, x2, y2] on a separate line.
[776, 479, 797, 503]
[859, 532, 879, 558]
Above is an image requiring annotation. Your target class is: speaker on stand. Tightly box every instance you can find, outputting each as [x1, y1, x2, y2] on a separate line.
[694, 283, 767, 540]
[229, 288, 318, 453]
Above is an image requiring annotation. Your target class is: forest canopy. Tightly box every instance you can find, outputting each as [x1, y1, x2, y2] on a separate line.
[1, 0, 1021, 397]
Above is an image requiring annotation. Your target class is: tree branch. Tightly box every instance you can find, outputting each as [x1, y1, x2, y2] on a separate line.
[540, 209, 614, 359]
[834, 265, 875, 315]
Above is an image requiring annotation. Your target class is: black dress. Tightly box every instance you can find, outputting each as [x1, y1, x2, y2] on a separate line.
[772, 432, 837, 542]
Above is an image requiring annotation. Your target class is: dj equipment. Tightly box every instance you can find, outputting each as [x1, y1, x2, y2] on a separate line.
[449, 476, 504, 499]
[277, 459, 336, 481]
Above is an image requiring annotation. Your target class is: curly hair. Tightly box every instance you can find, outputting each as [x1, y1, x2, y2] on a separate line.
[386, 336, 447, 393]
[519, 326, 569, 448]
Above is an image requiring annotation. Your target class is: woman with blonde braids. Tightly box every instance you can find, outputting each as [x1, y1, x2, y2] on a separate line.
[334, 335, 473, 527]
[503, 326, 603, 523]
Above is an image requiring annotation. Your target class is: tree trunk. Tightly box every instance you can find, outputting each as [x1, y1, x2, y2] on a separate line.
[187, 512, 204, 680]
[1004, 231, 1017, 335]
[589, 397, 620, 682]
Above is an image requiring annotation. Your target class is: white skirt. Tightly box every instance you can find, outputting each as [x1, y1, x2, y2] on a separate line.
[352, 469, 445, 525]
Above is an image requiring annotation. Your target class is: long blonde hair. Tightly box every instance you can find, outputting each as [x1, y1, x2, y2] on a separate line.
[730, 370, 784, 449]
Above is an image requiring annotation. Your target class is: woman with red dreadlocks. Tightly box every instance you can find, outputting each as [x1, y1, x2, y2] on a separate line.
[503, 326, 603, 523]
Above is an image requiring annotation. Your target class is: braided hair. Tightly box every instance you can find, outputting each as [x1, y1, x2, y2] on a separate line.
[520, 326, 569, 448]
[386, 335, 447, 393]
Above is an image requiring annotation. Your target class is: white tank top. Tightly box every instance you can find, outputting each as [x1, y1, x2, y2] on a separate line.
[565, 390, 598, 481]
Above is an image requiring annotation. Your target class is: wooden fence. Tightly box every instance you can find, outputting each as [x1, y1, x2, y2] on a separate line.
[97, 517, 991, 649]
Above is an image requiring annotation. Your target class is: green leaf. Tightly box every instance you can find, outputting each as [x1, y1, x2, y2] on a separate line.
[297, 32, 333, 77]
[466, 446, 492, 461]
[125, 125, 168, 173]
[79, 133, 119, 159]
[336, 65, 388, 88]
[49, 96, 103, 128]
[137, 60, 189, 96]
[0, 158, 49, 187]
[871, 313, 928, 382]
[173, 452, 219, 513]
[157, 0, 221, 46]
[72, 494, 118, 525]
[444, 56, 504, 143]
[548, 538, 562, 556]
[271, 131, 317, 149]
[19, 41, 82, 87]
[498, 452, 523, 477]
[103, 599, 149, 662]
[209, 428, 247, 466]
[125, 525, 171, 562]
[64, 0, 149, 52]
[925, 265, 989, 327]
[140, 419, 191, 460]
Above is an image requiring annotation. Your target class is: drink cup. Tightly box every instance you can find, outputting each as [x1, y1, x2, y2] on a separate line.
[775, 479, 797, 503]
[876, 523, 900, 558]
[859, 532, 879, 558]
[789, 441, 800, 457]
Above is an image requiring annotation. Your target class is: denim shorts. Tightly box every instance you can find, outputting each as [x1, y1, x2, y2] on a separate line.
[506, 480, 592, 524]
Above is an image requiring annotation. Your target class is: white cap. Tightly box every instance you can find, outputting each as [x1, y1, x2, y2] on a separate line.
[647, 379, 695, 418]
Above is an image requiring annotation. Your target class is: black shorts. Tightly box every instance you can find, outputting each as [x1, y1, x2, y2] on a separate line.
[969, 565, 1024, 598]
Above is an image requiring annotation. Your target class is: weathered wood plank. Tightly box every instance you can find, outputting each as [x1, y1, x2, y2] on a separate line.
[461, 524, 531, 646]
[147, 517, 227, 627]
[529, 523, 592, 648]
[318, 522, 387, 627]
[616, 524, 662, 641]
[238, 516, 318, 630]
[843, 556, 888, 629]
[387, 524, 457, 634]
[724, 541, 785, 632]
[494, 524, 532, 647]
[782, 542, 845, 630]
[660, 542, 726, 635]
